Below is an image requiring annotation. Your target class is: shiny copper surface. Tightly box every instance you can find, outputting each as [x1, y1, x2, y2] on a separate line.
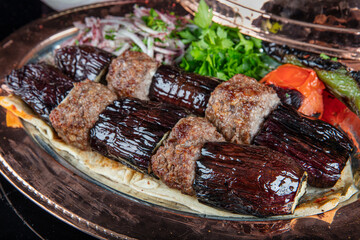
[0, 1, 359, 239]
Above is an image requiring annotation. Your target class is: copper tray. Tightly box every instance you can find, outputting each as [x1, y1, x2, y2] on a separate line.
[0, 1, 360, 239]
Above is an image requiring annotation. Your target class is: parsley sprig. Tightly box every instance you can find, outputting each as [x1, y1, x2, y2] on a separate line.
[179, 0, 279, 80]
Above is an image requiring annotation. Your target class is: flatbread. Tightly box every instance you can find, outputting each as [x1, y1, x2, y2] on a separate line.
[0, 95, 358, 218]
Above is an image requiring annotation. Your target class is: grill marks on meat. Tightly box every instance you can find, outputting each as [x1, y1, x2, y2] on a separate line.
[206, 74, 280, 144]
[49, 80, 117, 150]
[5, 63, 75, 124]
[90, 98, 188, 173]
[194, 142, 308, 217]
[151, 117, 225, 195]
[55, 45, 115, 83]
[149, 65, 220, 116]
[253, 105, 354, 188]
[106, 51, 160, 100]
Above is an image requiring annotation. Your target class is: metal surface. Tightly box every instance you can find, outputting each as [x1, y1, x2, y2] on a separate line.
[1, 1, 360, 239]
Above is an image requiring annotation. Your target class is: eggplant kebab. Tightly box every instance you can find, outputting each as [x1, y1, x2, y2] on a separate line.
[1, 45, 357, 217]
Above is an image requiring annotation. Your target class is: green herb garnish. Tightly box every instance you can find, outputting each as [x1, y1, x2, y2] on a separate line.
[142, 8, 167, 32]
[320, 53, 330, 60]
[320, 53, 338, 61]
[131, 43, 142, 52]
[105, 34, 116, 40]
[178, 0, 279, 80]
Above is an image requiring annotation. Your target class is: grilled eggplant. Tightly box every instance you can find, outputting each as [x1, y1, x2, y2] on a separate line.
[262, 42, 360, 117]
[90, 98, 188, 173]
[5, 63, 75, 123]
[106, 51, 220, 115]
[194, 142, 308, 217]
[269, 85, 304, 110]
[253, 104, 354, 188]
[55, 45, 115, 83]
[149, 65, 220, 116]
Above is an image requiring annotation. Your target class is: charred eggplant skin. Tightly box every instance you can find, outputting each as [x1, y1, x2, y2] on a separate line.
[194, 142, 306, 217]
[253, 104, 354, 188]
[262, 42, 347, 72]
[90, 98, 188, 173]
[262, 42, 360, 116]
[5, 63, 75, 123]
[269, 85, 304, 111]
[55, 45, 115, 82]
[149, 65, 220, 116]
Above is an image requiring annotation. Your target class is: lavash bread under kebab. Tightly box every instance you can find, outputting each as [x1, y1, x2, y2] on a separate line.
[4, 57, 309, 217]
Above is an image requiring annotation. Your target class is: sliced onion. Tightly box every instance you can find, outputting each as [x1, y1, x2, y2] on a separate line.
[64, 5, 190, 65]
[147, 37, 154, 58]
[153, 47, 177, 55]
[134, 20, 162, 35]
[116, 29, 148, 54]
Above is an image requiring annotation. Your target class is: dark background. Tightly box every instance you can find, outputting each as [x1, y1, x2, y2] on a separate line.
[0, 1, 97, 239]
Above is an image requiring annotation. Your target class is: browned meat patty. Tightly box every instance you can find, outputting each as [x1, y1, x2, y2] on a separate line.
[151, 116, 225, 195]
[49, 80, 117, 150]
[205, 74, 280, 144]
[106, 51, 160, 100]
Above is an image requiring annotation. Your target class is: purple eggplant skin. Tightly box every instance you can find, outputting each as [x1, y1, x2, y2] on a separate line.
[149, 65, 220, 116]
[269, 85, 304, 111]
[55, 45, 115, 83]
[253, 104, 354, 188]
[90, 97, 188, 173]
[5, 63, 75, 123]
[194, 142, 306, 217]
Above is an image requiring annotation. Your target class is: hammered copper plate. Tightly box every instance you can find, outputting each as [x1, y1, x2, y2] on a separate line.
[1, 1, 360, 239]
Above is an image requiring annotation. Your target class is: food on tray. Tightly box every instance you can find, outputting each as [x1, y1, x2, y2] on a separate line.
[151, 116, 225, 195]
[1, 1, 359, 218]
[253, 104, 354, 187]
[3, 57, 355, 215]
[262, 42, 360, 117]
[194, 142, 307, 217]
[107, 50, 221, 115]
[49, 80, 117, 150]
[64, 6, 190, 64]
[205, 74, 280, 144]
[149, 65, 220, 115]
[5, 63, 76, 123]
[55, 45, 115, 82]
[106, 50, 160, 100]
[178, 0, 280, 80]
[90, 97, 188, 173]
[260, 64, 325, 117]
